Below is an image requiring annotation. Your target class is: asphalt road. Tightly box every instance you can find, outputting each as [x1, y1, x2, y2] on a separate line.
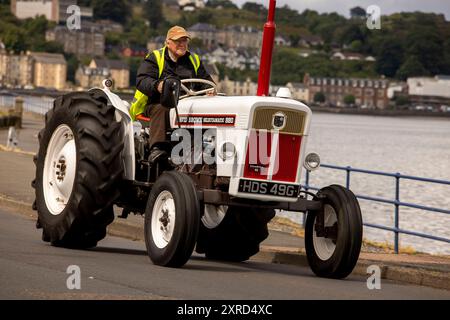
[1, 207, 449, 300]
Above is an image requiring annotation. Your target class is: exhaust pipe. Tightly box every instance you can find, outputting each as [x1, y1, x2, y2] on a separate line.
[257, 0, 277, 96]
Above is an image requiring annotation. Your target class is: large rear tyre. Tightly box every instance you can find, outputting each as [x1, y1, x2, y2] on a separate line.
[33, 90, 124, 249]
[144, 171, 200, 267]
[197, 207, 275, 262]
[305, 185, 363, 279]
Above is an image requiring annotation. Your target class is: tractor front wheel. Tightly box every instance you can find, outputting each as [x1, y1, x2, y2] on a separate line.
[144, 171, 200, 267]
[305, 185, 363, 279]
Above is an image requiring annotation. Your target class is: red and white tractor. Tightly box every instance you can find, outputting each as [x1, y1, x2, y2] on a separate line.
[32, 1, 362, 279]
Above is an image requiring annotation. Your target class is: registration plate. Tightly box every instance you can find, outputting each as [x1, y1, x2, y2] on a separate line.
[238, 180, 300, 198]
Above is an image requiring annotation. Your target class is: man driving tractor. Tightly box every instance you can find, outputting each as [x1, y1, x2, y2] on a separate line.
[130, 26, 215, 156]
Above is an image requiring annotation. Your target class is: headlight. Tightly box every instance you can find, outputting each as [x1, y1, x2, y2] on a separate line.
[219, 142, 237, 161]
[304, 153, 321, 171]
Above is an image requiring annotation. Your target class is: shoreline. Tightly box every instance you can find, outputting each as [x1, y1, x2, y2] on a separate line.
[310, 106, 450, 118]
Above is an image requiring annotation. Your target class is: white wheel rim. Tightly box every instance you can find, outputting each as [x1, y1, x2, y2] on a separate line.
[43, 125, 77, 216]
[312, 204, 338, 261]
[151, 191, 176, 249]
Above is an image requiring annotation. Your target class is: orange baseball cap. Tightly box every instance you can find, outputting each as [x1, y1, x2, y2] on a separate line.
[166, 26, 191, 40]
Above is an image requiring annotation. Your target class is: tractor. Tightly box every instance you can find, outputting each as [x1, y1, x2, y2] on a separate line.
[32, 0, 363, 279]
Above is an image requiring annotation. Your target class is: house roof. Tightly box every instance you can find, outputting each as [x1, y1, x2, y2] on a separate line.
[287, 82, 306, 89]
[148, 36, 166, 45]
[92, 58, 128, 70]
[189, 23, 216, 32]
[226, 25, 260, 33]
[30, 52, 66, 65]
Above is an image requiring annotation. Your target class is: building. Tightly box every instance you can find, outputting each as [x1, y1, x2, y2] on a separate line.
[75, 66, 111, 89]
[298, 35, 324, 48]
[46, 25, 105, 57]
[31, 52, 67, 90]
[219, 76, 257, 96]
[274, 36, 292, 47]
[11, 0, 92, 23]
[178, 0, 205, 11]
[408, 76, 450, 99]
[0, 49, 66, 89]
[285, 82, 309, 102]
[204, 47, 259, 71]
[147, 36, 166, 52]
[89, 59, 129, 89]
[0, 51, 33, 87]
[223, 25, 262, 49]
[188, 23, 218, 48]
[331, 52, 376, 62]
[406, 76, 450, 108]
[11, 0, 56, 21]
[306, 75, 389, 109]
[121, 47, 148, 58]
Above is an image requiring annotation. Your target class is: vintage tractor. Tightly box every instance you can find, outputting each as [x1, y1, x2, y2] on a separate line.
[32, 77, 363, 278]
[32, 1, 363, 279]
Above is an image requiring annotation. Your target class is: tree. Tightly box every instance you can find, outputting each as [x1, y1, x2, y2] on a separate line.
[395, 56, 428, 80]
[375, 39, 404, 77]
[144, 0, 165, 30]
[339, 24, 365, 46]
[343, 94, 355, 106]
[314, 92, 326, 103]
[350, 7, 366, 19]
[92, 0, 130, 24]
[2, 27, 26, 53]
[242, 2, 267, 15]
[405, 27, 445, 75]
[65, 53, 79, 83]
[394, 95, 410, 107]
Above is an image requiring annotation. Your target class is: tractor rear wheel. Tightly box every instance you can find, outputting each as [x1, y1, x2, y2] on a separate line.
[197, 206, 275, 262]
[33, 90, 124, 249]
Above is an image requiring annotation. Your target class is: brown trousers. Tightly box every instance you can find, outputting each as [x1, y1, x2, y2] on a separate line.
[144, 104, 170, 148]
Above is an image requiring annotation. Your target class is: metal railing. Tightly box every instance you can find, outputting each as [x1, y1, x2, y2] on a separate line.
[0, 95, 54, 115]
[304, 164, 450, 253]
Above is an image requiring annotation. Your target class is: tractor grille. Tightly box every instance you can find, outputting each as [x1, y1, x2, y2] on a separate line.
[252, 107, 306, 135]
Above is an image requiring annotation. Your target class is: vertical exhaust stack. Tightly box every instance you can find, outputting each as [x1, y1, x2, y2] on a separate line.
[257, 0, 277, 96]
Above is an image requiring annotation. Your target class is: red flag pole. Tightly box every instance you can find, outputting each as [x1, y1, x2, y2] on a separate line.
[257, 0, 277, 96]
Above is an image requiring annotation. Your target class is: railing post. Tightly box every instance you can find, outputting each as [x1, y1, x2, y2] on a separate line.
[14, 97, 23, 129]
[394, 173, 400, 254]
[346, 166, 351, 189]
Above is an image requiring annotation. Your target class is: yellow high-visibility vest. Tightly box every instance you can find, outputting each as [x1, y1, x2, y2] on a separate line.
[129, 47, 201, 121]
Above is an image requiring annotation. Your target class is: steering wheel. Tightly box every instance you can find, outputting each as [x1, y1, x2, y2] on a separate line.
[180, 79, 217, 99]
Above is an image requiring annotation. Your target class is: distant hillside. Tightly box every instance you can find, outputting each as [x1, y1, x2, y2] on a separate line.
[1, 0, 449, 83]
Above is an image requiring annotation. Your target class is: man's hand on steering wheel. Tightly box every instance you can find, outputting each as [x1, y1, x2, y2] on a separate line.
[206, 88, 217, 96]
